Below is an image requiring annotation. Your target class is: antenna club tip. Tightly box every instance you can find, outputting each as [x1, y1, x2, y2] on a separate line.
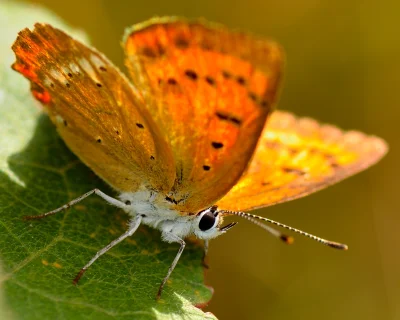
[328, 242, 349, 250]
[280, 235, 294, 245]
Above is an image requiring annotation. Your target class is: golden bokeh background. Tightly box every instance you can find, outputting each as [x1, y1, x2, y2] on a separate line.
[10, 0, 400, 319]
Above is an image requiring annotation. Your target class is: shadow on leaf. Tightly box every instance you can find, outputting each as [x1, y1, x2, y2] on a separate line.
[0, 114, 214, 319]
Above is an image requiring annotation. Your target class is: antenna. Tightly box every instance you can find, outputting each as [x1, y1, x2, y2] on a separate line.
[243, 214, 294, 245]
[220, 210, 348, 250]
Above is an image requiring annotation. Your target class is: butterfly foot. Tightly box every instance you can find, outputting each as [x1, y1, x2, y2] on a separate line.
[201, 258, 210, 269]
[72, 268, 87, 285]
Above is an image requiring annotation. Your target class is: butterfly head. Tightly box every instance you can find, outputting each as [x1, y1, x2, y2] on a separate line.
[193, 206, 237, 240]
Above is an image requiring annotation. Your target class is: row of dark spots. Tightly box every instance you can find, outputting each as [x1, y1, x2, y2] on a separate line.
[63, 65, 106, 88]
[86, 60, 150, 155]
[140, 36, 190, 58]
[248, 91, 269, 108]
[162, 70, 216, 88]
[221, 71, 246, 86]
[96, 138, 155, 161]
[184, 69, 216, 87]
[65, 81, 102, 88]
[141, 35, 213, 58]
[95, 123, 144, 143]
[185, 69, 216, 87]
[282, 167, 306, 176]
[222, 70, 269, 108]
[141, 44, 166, 58]
[202, 141, 224, 170]
[215, 111, 242, 126]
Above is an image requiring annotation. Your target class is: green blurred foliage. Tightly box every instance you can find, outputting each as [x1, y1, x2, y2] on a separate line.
[2, 0, 399, 319]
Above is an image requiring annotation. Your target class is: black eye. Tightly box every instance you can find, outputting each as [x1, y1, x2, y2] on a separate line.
[199, 212, 216, 231]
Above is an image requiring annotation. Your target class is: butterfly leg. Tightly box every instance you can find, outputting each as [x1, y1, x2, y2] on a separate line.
[23, 188, 127, 220]
[202, 240, 210, 269]
[73, 215, 142, 285]
[157, 234, 185, 299]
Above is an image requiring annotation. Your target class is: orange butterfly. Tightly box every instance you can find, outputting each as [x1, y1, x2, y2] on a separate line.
[12, 17, 387, 298]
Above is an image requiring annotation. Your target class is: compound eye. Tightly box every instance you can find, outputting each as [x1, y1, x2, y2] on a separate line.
[199, 211, 217, 231]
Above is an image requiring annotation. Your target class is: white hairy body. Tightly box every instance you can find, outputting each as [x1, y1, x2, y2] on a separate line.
[119, 188, 224, 243]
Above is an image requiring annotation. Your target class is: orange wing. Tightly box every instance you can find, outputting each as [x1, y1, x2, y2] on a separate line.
[124, 17, 284, 212]
[216, 110, 388, 211]
[12, 24, 175, 193]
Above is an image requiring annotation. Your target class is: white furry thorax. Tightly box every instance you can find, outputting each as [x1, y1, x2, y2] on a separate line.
[118, 188, 223, 243]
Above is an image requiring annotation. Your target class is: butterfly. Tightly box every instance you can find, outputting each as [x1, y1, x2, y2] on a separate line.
[11, 16, 388, 298]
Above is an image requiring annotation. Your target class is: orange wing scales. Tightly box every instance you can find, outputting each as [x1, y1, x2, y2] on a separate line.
[12, 19, 387, 216]
[217, 110, 388, 211]
[12, 24, 175, 193]
[124, 17, 284, 212]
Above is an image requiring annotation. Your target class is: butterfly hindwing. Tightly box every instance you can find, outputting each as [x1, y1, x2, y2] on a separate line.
[124, 17, 284, 212]
[216, 110, 388, 211]
[12, 24, 176, 193]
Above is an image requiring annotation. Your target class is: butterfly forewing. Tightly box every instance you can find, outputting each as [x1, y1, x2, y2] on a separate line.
[124, 17, 284, 212]
[12, 24, 175, 193]
[216, 110, 388, 211]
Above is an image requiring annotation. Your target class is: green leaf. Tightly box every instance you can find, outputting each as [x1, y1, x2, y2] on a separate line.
[0, 2, 215, 319]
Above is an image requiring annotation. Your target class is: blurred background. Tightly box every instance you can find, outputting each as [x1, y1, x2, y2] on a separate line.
[7, 0, 399, 319]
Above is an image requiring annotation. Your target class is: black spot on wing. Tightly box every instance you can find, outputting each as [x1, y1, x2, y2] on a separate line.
[282, 167, 306, 176]
[205, 76, 216, 86]
[141, 44, 165, 58]
[142, 47, 157, 58]
[236, 76, 246, 86]
[215, 111, 242, 126]
[211, 142, 224, 149]
[260, 100, 269, 108]
[167, 78, 178, 85]
[185, 69, 198, 81]
[175, 36, 189, 49]
[248, 92, 257, 102]
[248, 92, 271, 109]
[222, 70, 232, 79]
